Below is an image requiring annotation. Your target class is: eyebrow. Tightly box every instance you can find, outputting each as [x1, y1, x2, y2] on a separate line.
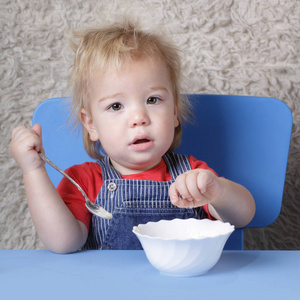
[148, 86, 169, 93]
[97, 93, 124, 103]
[97, 86, 170, 103]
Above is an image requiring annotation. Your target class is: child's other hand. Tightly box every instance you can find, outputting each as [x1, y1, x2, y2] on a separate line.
[10, 124, 45, 174]
[169, 169, 224, 208]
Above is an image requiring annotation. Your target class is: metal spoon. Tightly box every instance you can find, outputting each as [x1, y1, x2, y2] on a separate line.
[38, 152, 112, 219]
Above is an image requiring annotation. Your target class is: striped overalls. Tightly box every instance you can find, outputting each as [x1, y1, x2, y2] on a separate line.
[83, 153, 205, 250]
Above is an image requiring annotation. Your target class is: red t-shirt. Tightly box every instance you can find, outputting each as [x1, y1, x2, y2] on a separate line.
[57, 155, 217, 230]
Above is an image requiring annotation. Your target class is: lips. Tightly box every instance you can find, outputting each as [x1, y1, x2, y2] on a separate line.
[133, 138, 150, 145]
[131, 135, 152, 145]
[130, 135, 154, 151]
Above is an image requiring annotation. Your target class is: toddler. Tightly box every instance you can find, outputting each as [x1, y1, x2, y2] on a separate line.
[10, 20, 255, 253]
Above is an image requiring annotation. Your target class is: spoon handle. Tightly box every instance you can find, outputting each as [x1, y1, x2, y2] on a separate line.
[38, 152, 90, 201]
[38, 152, 112, 219]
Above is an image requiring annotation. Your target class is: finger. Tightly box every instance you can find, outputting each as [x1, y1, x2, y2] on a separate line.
[31, 124, 44, 153]
[197, 170, 215, 194]
[185, 171, 203, 202]
[10, 127, 31, 149]
[11, 126, 27, 140]
[173, 173, 194, 201]
[12, 126, 42, 153]
[169, 183, 189, 207]
[32, 123, 42, 137]
[169, 182, 180, 205]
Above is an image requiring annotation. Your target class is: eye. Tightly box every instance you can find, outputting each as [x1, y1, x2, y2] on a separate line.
[147, 97, 161, 105]
[109, 102, 123, 111]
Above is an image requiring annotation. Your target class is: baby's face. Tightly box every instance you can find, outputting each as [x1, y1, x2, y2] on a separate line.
[81, 57, 179, 175]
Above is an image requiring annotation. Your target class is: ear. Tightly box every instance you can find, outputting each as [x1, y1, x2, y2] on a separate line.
[174, 104, 179, 128]
[80, 109, 99, 141]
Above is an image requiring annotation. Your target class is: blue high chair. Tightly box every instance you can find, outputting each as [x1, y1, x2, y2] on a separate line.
[32, 94, 293, 250]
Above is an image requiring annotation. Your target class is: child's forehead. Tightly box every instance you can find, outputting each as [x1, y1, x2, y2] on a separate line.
[95, 53, 164, 71]
[86, 56, 175, 103]
[90, 55, 168, 80]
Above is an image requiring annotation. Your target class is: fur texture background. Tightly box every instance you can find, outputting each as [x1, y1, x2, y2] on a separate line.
[1, 0, 299, 250]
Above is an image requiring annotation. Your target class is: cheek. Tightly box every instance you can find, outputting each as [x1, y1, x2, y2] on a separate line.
[159, 114, 177, 138]
[95, 119, 122, 146]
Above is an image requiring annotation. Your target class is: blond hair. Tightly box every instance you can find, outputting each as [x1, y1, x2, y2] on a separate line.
[69, 20, 193, 159]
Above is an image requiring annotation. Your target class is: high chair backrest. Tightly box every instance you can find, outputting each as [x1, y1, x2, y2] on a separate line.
[32, 95, 293, 250]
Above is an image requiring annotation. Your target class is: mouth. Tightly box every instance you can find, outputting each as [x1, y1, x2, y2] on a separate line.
[133, 138, 151, 145]
[130, 136, 154, 151]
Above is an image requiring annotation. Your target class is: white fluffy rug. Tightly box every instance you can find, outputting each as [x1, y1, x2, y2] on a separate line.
[1, 0, 299, 250]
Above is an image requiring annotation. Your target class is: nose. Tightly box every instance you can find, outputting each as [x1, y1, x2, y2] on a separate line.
[129, 108, 150, 127]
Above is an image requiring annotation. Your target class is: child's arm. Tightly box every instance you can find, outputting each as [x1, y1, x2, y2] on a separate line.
[10, 124, 88, 253]
[169, 169, 255, 228]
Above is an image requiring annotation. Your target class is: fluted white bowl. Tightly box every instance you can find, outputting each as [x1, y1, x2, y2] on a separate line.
[132, 218, 234, 277]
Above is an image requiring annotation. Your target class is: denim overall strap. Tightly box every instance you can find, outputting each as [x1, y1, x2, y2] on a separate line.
[82, 153, 205, 250]
[163, 152, 193, 179]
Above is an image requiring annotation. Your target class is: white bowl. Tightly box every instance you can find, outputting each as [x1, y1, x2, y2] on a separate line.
[132, 218, 234, 277]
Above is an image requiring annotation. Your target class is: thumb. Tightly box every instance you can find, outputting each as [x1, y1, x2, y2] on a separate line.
[32, 124, 44, 153]
[32, 123, 42, 137]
